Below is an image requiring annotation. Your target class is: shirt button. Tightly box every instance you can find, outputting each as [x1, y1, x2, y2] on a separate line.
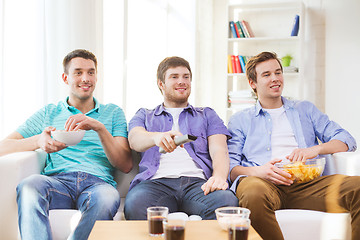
[268, 131, 271, 135]
[267, 148, 270, 151]
[268, 119, 271, 122]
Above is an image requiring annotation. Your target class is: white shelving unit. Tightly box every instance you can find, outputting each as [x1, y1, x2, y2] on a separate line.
[226, 1, 305, 121]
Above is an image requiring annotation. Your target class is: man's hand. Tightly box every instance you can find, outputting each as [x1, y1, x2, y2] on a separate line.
[251, 159, 293, 186]
[201, 176, 228, 195]
[153, 130, 183, 153]
[286, 146, 320, 162]
[64, 114, 102, 132]
[38, 127, 67, 153]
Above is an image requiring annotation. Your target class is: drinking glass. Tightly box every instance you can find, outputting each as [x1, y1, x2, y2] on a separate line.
[147, 206, 169, 236]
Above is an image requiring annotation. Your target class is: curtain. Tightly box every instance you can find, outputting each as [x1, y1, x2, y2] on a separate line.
[0, 0, 103, 138]
[0, 0, 196, 138]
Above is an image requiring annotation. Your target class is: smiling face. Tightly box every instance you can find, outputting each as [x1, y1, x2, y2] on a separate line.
[249, 58, 284, 108]
[62, 57, 97, 102]
[158, 66, 191, 108]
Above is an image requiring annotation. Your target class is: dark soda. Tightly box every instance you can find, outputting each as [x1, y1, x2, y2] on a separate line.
[165, 226, 185, 240]
[149, 216, 165, 235]
[228, 226, 249, 240]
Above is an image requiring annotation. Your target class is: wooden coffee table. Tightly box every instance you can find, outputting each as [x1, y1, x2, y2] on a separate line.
[89, 220, 262, 240]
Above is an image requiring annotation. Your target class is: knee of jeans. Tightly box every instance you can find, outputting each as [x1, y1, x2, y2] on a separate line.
[124, 189, 140, 213]
[212, 190, 239, 207]
[85, 185, 120, 214]
[17, 174, 48, 200]
[123, 189, 149, 220]
[224, 191, 239, 207]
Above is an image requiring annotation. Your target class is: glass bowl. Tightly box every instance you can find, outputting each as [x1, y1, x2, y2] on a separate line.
[275, 158, 325, 183]
[215, 207, 250, 231]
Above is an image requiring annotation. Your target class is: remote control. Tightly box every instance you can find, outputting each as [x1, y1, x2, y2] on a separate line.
[159, 134, 197, 153]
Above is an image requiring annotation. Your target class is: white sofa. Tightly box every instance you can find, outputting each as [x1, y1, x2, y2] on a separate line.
[0, 150, 359, 240]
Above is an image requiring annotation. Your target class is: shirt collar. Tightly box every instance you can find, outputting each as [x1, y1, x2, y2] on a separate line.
[154, 103, 194, 116]
[62, 97, 100, 114]
[254, 96, 293, 116]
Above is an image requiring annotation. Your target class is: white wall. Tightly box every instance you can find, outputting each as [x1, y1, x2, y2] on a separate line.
[324, 0, 360, 142]
[199, 0, 359, 145]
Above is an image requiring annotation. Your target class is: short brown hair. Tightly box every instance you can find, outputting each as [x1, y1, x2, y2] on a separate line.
[157, 56, 192, 84]
[63, 49, 97, 74]
[245, 52, 283, 84]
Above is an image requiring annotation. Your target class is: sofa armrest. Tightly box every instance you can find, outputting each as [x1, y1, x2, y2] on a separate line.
[331, 151, 360, 176]
[328, 151, 360, 176]
[0, 150, 47, 240]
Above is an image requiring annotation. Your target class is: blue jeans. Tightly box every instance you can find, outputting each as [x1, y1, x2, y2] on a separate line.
[124, 177, 238, 220]
[16, 172, 120, 240]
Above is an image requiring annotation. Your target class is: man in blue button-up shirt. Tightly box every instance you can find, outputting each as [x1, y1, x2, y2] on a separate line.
[228, 52, 359, 240]
[124, 56, 238, 220]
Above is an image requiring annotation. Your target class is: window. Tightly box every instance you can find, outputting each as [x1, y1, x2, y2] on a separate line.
[0, 0, 196, 138]
[103, 0, 196, 120]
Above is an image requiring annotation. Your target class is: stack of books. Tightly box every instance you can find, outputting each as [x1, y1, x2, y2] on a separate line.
[229, 20, 254, 38]
[228, 90, 257, 110]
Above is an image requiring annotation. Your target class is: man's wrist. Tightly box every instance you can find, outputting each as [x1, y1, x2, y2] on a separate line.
[312, 145, 322, 156]
[211, 173, 227, 182]
[94, 122, 106, 133]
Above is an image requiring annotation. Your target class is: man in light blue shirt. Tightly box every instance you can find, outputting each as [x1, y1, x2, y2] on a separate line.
[228, 52, 359, 240]
[0, 49, 133, 240]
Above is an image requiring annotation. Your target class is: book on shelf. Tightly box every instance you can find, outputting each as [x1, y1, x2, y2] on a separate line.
[234, 56, 242, 73]
[228, 55, 252, 73]
[235, 21, 245, 38]
[291, 15, 300, 36]
[229, 21, 238, 38]
[237, 21, 249, 38]
[229, 20, 254, 38]
[227, 55, 233, 73]
[238, 55, 246, 73]
[228, 90, 256, 110]
[231, 55, 236, 74]
[233, 22, 241, 38]
[241, 20, 255, 38]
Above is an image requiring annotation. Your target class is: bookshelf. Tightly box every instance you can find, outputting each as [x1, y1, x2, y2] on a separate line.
[226, 1, 305, 121]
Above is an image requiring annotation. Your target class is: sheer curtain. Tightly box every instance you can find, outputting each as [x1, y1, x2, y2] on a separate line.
[0, 0, 104, 138]
[103, 0, 196, 120]
[0, 0, 47, 138]
[0, 0, 196, 138]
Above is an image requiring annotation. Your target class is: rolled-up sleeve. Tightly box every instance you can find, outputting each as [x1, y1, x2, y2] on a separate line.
[307, 101, 357, 152]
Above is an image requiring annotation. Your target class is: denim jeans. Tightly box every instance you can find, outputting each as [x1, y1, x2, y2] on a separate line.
[124, 177, 238, 220]
[16, 172, 120, 240]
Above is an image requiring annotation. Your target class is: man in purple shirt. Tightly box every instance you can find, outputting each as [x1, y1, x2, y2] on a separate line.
[124, 56, 238, 220]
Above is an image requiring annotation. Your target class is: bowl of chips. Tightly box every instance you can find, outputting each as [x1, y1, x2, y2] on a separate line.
[275, 158, 325, 183]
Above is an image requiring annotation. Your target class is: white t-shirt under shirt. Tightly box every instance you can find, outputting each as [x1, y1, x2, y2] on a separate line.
[151, 107, 205, 180]
[264, 106, 299, 160]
